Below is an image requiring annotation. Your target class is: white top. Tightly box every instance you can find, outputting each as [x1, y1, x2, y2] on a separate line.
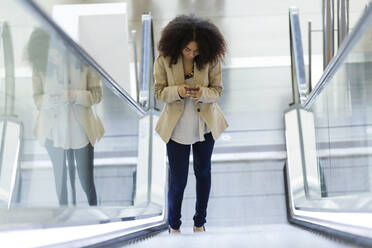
[171, 77, 210, 145]
[43, 52, 89, 149]
[46, 103, 89, 150]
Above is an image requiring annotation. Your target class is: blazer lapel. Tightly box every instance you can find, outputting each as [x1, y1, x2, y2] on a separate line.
[193, 60, 200, 86]
[193, 61, 208, 86]
[172, 56, 185, 85]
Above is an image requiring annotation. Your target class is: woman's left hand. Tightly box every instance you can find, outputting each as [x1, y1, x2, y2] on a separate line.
[189, 84, 202, 101]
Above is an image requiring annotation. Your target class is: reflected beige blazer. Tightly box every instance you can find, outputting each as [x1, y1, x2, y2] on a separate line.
[154, 55, 228, 143]
[32, 66, 105, 147]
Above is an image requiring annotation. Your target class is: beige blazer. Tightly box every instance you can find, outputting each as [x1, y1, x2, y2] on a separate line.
[32, 65, 105, 147]
[154, 55, 228, 143]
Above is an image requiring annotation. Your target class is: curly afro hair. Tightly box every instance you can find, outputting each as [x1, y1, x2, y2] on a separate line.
[157, 14, 226, 70]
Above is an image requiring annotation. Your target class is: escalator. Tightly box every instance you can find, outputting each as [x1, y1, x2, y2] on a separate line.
[0, 0, 371, 247]
[0, 0, 167, 247]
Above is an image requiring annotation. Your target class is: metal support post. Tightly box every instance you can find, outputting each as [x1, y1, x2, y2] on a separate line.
[337, 0, 349, 46]
[323, 0, 334, 69]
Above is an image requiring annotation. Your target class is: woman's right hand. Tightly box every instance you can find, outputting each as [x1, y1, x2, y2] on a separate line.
[178, 84, 190, 98]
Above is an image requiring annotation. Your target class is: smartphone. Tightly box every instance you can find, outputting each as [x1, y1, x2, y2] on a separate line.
[186, 87, 198, 92]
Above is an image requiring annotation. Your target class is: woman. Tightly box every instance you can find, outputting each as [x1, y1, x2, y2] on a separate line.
[154, 15, 228, 233]
[26, 28, 104, 206]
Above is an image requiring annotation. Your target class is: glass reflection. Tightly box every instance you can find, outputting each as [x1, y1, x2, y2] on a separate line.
[308, 23, 372, 210]
[26, 28, 104, 206]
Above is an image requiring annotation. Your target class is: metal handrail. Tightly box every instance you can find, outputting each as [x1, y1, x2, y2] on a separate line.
[0, 22, 15, 116]
[139, 12, 156, 111]
[303, 3, 372, 110]
[289, 7, 308, 105]
[308, 21, 312, 91]
[21, 0, 146, 117]
[131, 30, 140, 104]
[0, 21, 23, 209]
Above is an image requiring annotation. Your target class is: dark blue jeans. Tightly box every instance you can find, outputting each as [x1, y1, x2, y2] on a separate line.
[166, 132, 215, 229]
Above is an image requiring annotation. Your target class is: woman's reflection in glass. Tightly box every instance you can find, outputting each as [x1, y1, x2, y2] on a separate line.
[26, 28, 104, 206]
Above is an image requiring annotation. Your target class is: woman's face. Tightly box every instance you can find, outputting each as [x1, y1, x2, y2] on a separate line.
[182, 41, 199, 60]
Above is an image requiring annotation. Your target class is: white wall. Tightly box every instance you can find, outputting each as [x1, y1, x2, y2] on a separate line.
[52, 3, 134, 98]
[79, 14, 132, 97]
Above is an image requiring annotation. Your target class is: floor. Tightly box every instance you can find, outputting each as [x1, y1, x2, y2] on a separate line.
[128, 224, 362, 248]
